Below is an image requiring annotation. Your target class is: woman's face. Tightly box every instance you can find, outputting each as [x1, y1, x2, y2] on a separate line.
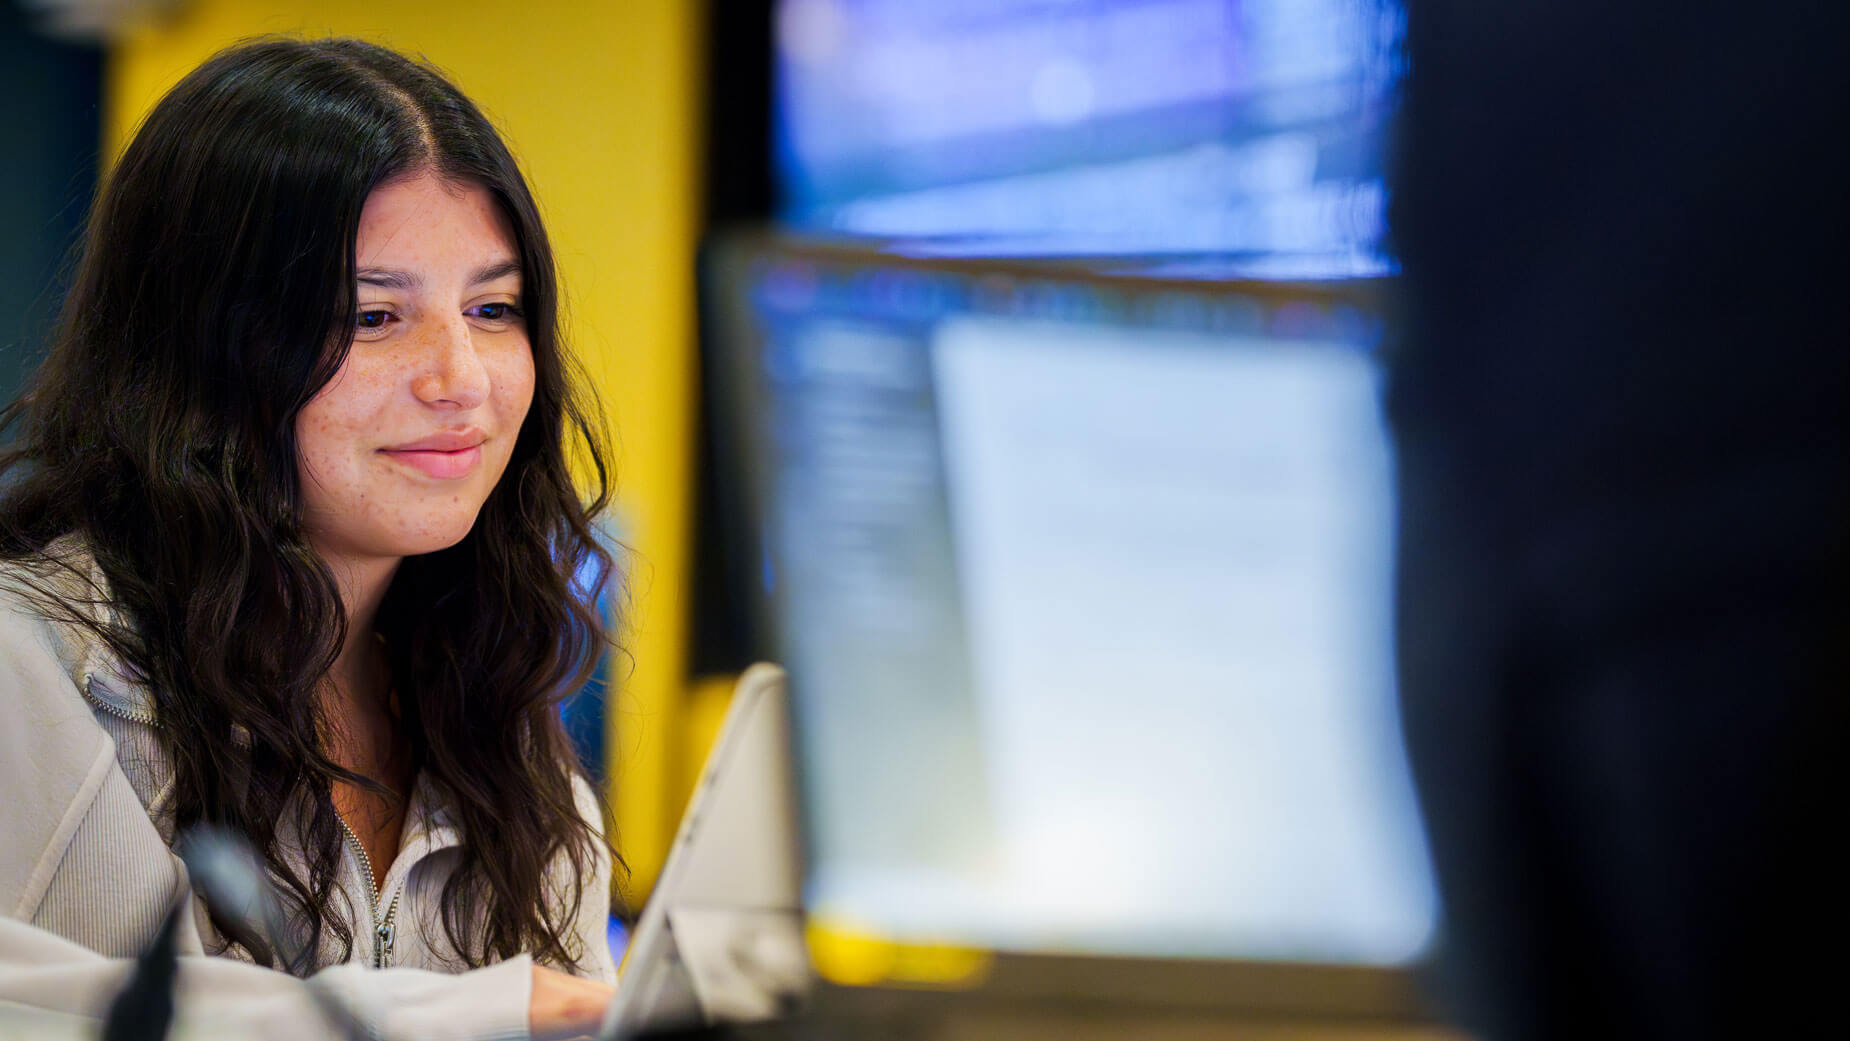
[296, 172, 537, 566]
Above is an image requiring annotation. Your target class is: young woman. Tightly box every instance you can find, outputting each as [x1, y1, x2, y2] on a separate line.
[0, 38, 620, 1039]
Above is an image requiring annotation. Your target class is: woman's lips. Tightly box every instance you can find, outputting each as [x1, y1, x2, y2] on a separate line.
[380, 444, 483, 479]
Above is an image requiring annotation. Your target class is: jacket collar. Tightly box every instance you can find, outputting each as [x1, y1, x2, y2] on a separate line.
[401, 771, 464, 860]
[79, 642, 154, 720]
[39, 538, 466, 857]
[18, 537, 157, 720]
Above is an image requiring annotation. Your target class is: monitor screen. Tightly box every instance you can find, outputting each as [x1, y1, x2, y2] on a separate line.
[705, 236, 1437, 968]
[773, 0, 1404, 266]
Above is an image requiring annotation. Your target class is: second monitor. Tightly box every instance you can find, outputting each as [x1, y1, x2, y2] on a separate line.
[703, 236, 1437, 1011]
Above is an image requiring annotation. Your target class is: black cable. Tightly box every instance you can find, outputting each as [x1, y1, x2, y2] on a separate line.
[101, 898, 185, 1041]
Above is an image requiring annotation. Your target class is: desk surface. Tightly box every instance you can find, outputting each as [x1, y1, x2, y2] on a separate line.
[643, 1017, 1469, 1041]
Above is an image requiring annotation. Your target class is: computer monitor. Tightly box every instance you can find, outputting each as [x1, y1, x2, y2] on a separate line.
[702, 233, 1438, 1017]
[773, 0, 1404, 266]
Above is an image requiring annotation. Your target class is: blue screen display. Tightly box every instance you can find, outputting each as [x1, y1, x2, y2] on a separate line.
[774, 0, 1404, 269]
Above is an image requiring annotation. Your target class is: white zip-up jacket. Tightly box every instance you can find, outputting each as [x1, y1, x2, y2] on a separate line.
[0, 552, 617, 1039]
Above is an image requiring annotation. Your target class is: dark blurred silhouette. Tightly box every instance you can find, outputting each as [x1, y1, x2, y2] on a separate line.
[0, 5, 100, 415]
[1387, 2, 1847, 1038]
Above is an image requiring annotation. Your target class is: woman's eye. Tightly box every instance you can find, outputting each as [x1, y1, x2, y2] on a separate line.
[355, 309, 394, 330]
[470, 302, 523, 323]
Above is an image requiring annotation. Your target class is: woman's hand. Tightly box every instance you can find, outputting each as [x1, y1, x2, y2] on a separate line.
[529, 963, 616, 1041]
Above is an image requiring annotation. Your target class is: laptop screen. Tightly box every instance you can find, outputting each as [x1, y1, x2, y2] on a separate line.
[705, 236, 1437, 968]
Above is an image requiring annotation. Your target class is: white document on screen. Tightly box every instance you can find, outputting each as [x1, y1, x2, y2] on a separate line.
[930, 315, 1436, 965]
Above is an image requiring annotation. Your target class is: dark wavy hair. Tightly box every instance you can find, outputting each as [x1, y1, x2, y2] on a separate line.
[0, 37, 619, 972]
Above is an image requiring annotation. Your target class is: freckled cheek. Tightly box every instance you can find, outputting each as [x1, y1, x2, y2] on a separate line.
[339, 357, 402, 408]
[296, 362, 397, 480]
[471, 350, 534, 496]
[294, 410, 340, 484]
[490, 344, 538, 427]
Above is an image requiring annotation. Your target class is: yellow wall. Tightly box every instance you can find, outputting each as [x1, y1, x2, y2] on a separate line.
[105, 0, 705, 901]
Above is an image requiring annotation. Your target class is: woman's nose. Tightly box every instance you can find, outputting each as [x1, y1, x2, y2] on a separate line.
[409, 315, 490, 410]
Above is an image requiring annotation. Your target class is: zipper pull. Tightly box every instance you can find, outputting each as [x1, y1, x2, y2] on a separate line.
[375, 920, 395, 969]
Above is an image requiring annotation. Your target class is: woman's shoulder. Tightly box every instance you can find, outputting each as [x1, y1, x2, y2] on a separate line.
[0, 538, 116, 693]
[1, 565, 84, 689]
[0, 543, 125, 922]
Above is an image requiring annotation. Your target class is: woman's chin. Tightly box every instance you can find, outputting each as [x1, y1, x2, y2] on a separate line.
[364, 513, 486, 561]
[400, 522, 482, 558]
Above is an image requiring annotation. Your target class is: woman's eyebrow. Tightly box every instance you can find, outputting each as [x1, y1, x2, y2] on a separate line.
[357, 267, 419, 290]
[470, 259, 522, 286]
[353, 260, 521, 291]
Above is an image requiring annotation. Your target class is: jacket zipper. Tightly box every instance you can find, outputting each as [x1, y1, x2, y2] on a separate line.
[336, 814, 402, 969]
[80, 677, 161, 727]
[87, 680, 405, 976]
[86, 677, 403, 969]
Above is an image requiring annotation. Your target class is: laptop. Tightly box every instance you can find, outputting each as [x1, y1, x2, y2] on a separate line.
[695, 234, 1455, 1037]
[599, 664, 807, 1040]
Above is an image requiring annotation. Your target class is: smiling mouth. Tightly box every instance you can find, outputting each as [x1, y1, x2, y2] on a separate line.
[379, 444, 484, 479]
